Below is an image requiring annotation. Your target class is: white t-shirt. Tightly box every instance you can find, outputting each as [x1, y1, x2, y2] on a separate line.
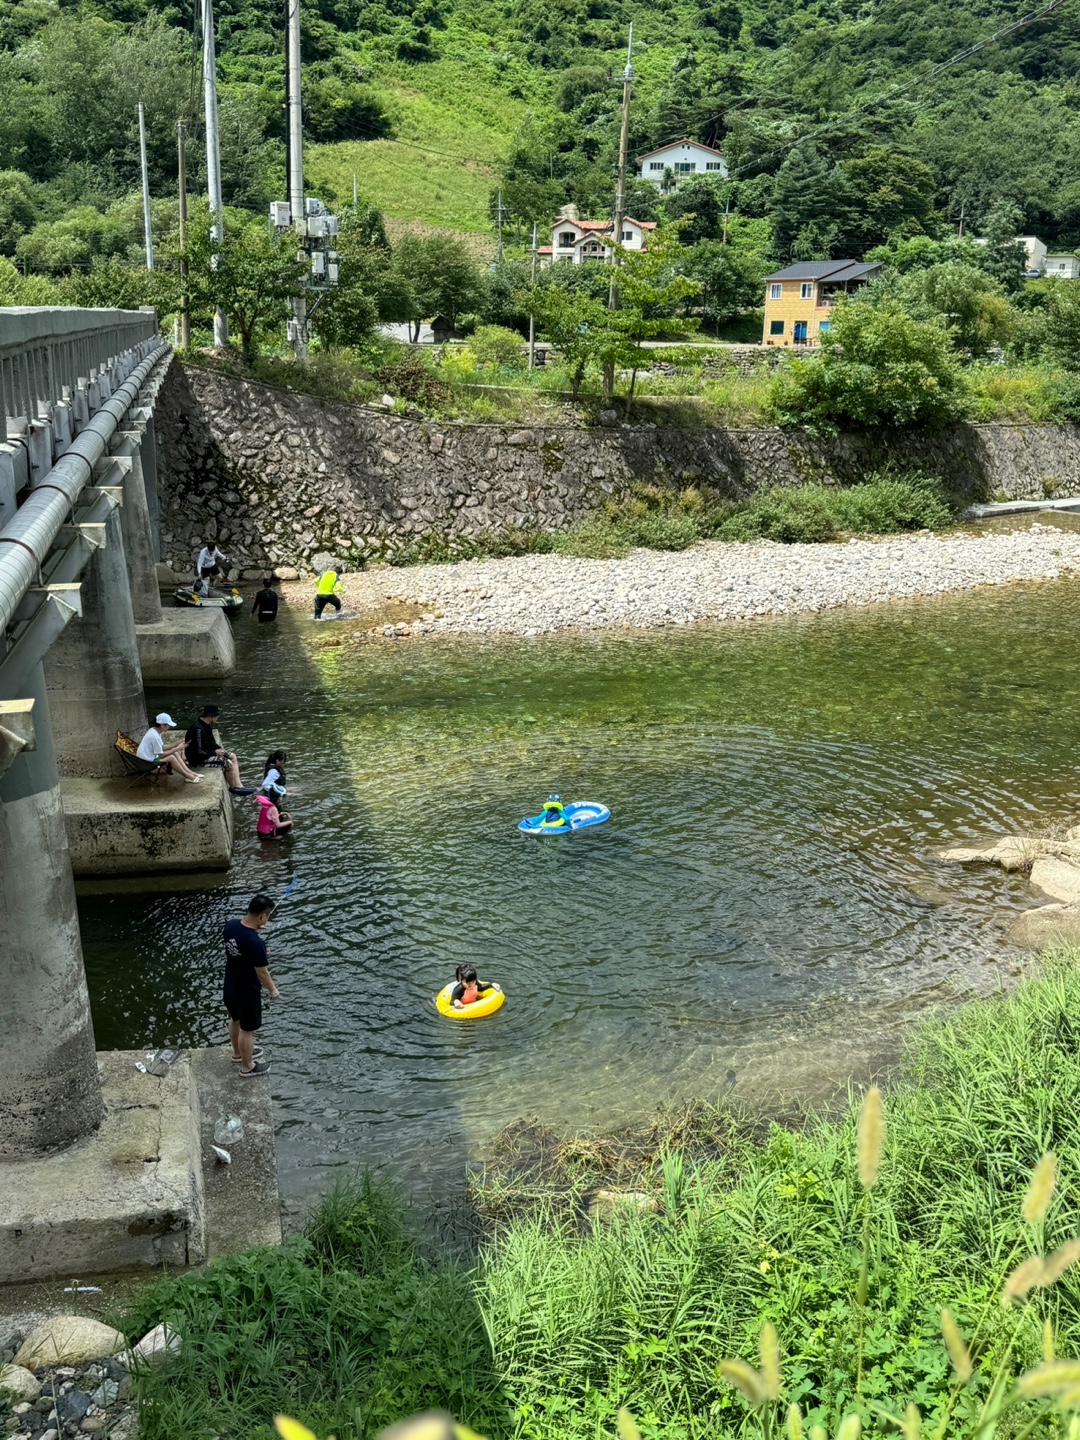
[197, 546, 225, 573]
[261, 767, 285, 795]
[136, 727, 164, 763]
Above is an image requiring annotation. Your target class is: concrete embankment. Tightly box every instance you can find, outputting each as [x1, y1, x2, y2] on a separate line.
[156, 361, 1080, 573]
[332, 525, 1080, 637]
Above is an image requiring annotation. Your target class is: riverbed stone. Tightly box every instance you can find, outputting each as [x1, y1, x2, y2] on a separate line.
[1029, 854, 1080, 904]
[1008, 903, 1080, 949]
[14, 1321, 125, 1371]
[939, 837, 1047, 872]
[588, 1189, 658, 1220]
[0, 1366, 41, 1402]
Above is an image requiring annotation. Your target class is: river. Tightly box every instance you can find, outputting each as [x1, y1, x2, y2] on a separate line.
[77, 574, 1080, 1216]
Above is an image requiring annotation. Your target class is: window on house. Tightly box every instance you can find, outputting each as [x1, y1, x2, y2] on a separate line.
[705, 161, 723, 170]
[769, 320, 784, 335]
[800, 282, 814, 299]
[649, 161, 663, 170]
[818, 321, 831, 334]
[558, 231, 575, 247]
[769, 283, 782, 300]
[675, 162, 695, 173]
[621, 229, 633, 240]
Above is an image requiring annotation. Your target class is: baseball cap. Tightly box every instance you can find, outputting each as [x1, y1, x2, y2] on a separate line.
[155, 712, 176, 726]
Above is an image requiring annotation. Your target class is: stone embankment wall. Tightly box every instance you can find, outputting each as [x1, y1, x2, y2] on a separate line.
[155, 360, 1080, 574]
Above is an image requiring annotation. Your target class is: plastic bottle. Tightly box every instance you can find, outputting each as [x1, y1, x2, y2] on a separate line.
[214, 1113, 245, 1145]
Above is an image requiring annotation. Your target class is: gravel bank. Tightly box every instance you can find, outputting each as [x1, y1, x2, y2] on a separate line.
[335, 525, 1080, 637]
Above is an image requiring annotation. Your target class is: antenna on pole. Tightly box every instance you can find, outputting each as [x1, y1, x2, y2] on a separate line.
[201, 0, 229, 347]
[138, 101, 154, 270]
[286, 0, 308, 360]
[603, 23, 634, 404]
[177, 121, 190, 349]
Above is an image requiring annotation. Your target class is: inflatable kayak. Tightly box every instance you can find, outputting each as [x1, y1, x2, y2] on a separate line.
[174, 585, 243, 614]
[436, 982, 505, 1020]
[518, 799, 611, 835]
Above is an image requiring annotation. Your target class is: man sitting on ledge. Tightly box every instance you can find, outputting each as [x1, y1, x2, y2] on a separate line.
[184, 704, 253, 794]
[137, 713, 203, 783]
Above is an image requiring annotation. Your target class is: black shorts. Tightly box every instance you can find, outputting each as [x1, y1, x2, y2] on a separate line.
[224, 989, 262, 1033]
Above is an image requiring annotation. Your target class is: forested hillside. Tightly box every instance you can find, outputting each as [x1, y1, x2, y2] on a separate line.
[2, 0, 1080, 270]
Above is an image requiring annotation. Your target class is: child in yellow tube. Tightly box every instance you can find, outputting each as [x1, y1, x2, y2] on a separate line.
[450, 964, 501, 1009]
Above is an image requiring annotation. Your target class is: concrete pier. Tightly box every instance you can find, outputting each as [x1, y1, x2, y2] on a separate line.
[0, 665, 103, 1157]
[62, 767, 235, 876]
[43, 503, 147, 777]
[111, 427, 164, 625]
[136, 608, 237, 682]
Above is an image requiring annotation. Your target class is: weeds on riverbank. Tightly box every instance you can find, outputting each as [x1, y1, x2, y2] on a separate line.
[120, 953, 1080, 1440]
[387, 471, 961, 566]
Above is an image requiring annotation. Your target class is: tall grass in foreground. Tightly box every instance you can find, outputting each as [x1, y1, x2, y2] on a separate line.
[474, 952, 1080, 1439]
[119, 953, 1080, 1440]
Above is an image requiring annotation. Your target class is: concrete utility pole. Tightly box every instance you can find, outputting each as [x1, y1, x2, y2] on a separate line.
[286, 0, 308, 360]
[958, 204, 966, 239]
[177, 121, 191, 350]
[138, 102, 155, 270]
[496, 188, 505, 261]
[528, 221, 538, 371]
[202, 0, 229, 347]
[722, 192, 731, 244]
[603, 24, 634, 404]
[353, 173, 358, 205]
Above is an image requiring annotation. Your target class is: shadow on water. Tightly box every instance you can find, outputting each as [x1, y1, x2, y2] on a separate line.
[78, 575, 1080, 1221]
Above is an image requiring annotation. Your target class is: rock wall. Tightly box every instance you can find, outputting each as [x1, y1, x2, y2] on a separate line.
[154, 360, 1080, 574]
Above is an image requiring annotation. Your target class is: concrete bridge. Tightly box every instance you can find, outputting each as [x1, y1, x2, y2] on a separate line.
[0, 308, 277, 1286]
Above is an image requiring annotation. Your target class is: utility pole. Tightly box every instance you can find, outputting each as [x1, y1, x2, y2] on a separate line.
[353, 173, 358, 205]
[202, 0, 228, 347]
[603, 23, 633, 404]
[958, 203, 965, 239]
[528, 220, 537, 371]
[177, 121, 191, 350]
[722, 192, 731, 244]
[286, 0, 307, 361]
[138, 101, 155, 269]
[496, 188, 505, 261]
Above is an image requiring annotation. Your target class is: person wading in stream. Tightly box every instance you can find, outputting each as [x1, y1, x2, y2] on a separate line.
[223, 893, 281, 1076]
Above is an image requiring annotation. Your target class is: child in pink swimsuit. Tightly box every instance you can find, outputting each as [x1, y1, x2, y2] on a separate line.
[255, 794, 293, 838]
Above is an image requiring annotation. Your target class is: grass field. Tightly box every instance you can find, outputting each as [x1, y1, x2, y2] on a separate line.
[306, 57, 525, 232]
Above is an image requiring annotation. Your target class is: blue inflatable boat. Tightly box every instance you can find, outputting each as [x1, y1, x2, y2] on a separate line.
[518, 796, 611, 835]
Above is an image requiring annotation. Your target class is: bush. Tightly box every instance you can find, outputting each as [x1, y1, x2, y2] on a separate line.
[713, 471, 956, 543]
[467, 324, 527, 370]
[1031, 371, 1080, 423]
[764, 298, 968, 433]
[374, 350, 450, 408]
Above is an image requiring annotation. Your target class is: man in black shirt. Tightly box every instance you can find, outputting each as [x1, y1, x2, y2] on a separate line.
[184, 704, 252, 794]
[252, 576, 280, 624]
[224, 893, 281, 1076]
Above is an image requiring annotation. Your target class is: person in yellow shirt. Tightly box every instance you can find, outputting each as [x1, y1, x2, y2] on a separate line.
[314, 566, 343, 620]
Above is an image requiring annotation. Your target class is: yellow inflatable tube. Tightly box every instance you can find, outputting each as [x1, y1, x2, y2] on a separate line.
[436, 982, 505, 1020]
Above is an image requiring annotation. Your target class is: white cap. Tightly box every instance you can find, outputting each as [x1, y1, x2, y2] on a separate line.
[155, 713, 176, 726]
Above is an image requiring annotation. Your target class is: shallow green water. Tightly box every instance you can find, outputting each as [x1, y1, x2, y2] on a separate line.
[78, 577, 1080, 1210]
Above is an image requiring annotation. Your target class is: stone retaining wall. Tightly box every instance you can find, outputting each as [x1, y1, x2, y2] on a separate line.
[154, 360, 1080, 574]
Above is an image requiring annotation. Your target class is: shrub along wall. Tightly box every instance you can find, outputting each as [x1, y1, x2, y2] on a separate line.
[154, 360, 1080, 573]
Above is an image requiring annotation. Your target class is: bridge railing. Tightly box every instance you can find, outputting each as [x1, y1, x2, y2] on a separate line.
[0, 307, 161, 430]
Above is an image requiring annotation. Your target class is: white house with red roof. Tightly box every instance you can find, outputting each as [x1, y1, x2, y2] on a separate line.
[636, 138, 728, 190]
[537, 208, 656, 268]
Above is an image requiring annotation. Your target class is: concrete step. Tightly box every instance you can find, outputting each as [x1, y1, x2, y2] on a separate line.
[61, 770, 234, 877]
[136, 609, 236, 683]
[0, 1048, 280, 1285]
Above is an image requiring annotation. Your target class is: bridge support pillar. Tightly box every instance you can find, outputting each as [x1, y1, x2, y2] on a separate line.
[0, 665, 103, 1157]
[110, 427, 163, 624]
[43, 501, 147, 776]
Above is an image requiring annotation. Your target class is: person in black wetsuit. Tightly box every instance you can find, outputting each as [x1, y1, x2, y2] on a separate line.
[252, 576, 280, 624]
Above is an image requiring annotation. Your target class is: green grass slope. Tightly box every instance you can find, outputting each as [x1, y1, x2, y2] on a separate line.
[306, 57, 528, 232]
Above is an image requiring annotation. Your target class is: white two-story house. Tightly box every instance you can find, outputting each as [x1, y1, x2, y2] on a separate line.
[636, 139, 728, 190]
[537, 209, 656, 267]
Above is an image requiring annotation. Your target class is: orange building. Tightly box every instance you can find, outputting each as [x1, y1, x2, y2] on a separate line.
[762, 260, 882, 346]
